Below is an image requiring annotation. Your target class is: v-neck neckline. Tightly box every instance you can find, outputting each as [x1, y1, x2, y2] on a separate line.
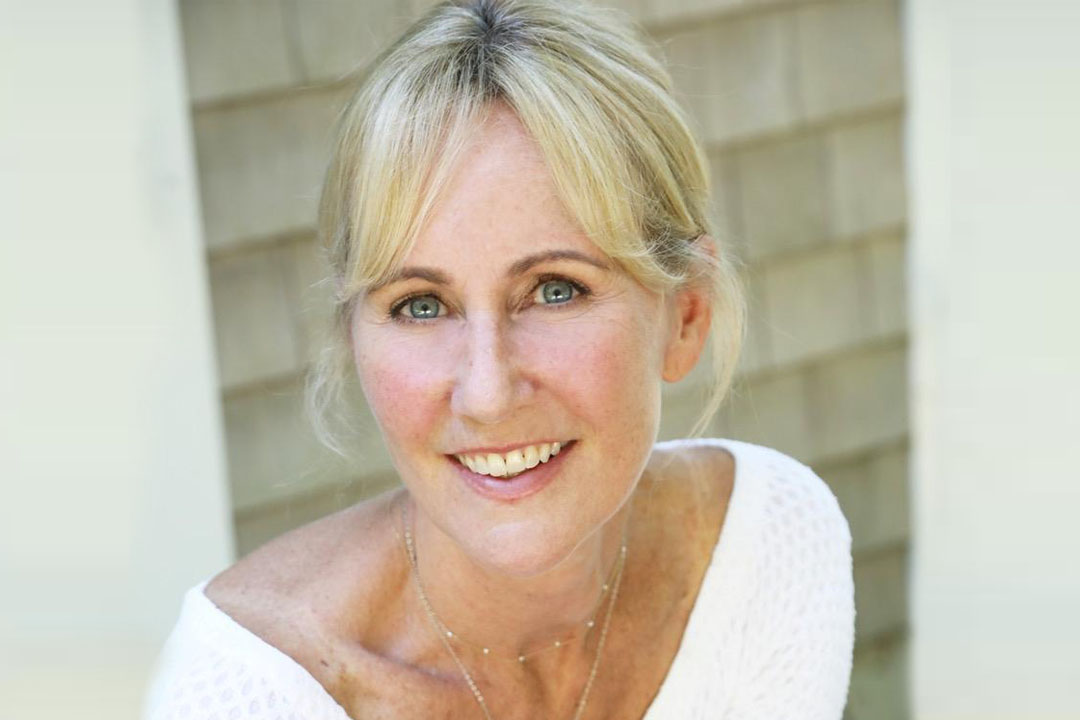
[639, 437, 757, 718]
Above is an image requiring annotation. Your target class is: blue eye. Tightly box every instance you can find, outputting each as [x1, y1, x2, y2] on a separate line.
[407, 296, 441, 318]
[393, 295, 438, 323]
[538, 279, 576, 305]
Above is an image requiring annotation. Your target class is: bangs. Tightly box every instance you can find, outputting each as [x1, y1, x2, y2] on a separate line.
[328, 2, 708, 306]
[334, 74, 487, 300]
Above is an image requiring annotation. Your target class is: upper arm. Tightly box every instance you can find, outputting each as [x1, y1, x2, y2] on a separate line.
[727, 459, 855, 719]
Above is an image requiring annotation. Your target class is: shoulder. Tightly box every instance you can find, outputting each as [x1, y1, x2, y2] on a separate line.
[717, 440, 854, 637]
[704, 442, 856, 715]
[667, 438, 850, 536]
[203, 485, 408, 666]
[144, 601, 286, 720]
[144, 607, 353, 720]
[145, 567, 346, 720]
[651, 437, 852, 573]
[738, 440, 853, 548]
[149, 490, 410, 718]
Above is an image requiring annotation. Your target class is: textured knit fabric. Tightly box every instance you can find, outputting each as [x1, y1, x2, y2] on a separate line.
[143, 438, 855, 720]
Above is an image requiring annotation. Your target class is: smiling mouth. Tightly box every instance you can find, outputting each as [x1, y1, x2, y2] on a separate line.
[451, 441, 572, 479]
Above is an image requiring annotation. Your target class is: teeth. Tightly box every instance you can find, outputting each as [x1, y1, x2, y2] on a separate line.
[504, 450, 526, 475]
[523, 445, 539, 469]
[473, 454, 489, 475]
[455, 442, 567, 479]
[486, 453, 507, 476]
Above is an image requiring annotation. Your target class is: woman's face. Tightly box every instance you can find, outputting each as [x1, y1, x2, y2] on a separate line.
[351, 106, 686, 576]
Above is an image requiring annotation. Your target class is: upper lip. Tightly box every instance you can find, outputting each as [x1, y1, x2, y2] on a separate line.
[450, 440, 572, 455]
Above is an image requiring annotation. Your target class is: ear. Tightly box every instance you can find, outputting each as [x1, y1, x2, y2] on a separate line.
[662, 237, 715, 383]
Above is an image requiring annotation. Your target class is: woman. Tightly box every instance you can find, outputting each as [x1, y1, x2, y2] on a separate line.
[145, 1, 855, 718]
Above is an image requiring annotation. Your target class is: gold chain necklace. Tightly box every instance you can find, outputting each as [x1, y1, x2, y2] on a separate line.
[400, 500, 628, 720]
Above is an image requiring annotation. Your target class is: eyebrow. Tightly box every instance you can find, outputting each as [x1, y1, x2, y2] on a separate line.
[372, 249, 612, 292]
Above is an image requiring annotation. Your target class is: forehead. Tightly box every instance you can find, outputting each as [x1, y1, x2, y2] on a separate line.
[403, 105, 603, 267]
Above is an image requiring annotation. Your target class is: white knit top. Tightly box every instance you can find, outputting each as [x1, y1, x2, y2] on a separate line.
[143, 438, 855, 719]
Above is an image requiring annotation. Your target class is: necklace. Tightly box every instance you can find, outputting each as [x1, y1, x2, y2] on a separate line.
[400, 499, 629, 720]
[403, 507, 625, 663]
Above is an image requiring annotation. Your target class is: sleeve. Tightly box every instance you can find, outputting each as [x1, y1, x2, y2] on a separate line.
[725, 456, 856, 720]
[143, 628, 254, 720]
[142, 589, 353, 720]
[144, 636, 310, 720]
[142, 614, 303, 720]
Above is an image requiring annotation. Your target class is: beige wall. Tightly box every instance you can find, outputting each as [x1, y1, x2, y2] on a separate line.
[0, 1, 233, 718]
[179, 1, 910, 717]
[907, 1, 1080, 718]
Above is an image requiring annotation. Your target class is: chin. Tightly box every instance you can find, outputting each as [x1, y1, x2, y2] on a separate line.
[459, 518, 583, 579]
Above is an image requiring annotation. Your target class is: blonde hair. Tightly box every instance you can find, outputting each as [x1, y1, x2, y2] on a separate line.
[306, 0, 746, 457]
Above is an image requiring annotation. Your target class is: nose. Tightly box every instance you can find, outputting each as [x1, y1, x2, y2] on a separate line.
[450, 314, 527, 425]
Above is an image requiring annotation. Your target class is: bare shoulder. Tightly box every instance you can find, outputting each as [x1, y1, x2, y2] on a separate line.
[203, 485, 408, 662]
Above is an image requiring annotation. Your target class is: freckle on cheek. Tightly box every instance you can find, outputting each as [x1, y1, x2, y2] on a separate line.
[365, 357, 441, 422]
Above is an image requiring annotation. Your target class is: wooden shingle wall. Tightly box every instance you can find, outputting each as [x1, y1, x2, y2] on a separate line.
[179, 1, 909, 717]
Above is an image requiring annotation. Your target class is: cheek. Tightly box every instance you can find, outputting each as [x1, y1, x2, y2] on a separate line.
[353, 330, 452, 446]
[517, 308, 663, 424]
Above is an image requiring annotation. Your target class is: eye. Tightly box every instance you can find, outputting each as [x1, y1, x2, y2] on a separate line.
[392, 294, 444, 322]
[535, 278, 579, 305]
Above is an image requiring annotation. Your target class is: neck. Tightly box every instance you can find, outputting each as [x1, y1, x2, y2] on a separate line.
[399, 495, 632, 664]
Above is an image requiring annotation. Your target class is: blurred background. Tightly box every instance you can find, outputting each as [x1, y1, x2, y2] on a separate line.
[1, 0, 1078, 719]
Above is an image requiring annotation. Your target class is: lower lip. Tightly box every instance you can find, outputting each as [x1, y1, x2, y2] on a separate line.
[450, 442, 576, 503]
